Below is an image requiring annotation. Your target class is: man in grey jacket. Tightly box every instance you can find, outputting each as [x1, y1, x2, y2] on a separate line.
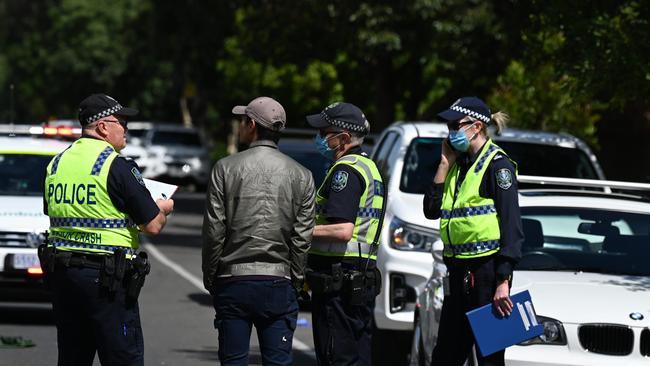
[202, 96, 315, 366]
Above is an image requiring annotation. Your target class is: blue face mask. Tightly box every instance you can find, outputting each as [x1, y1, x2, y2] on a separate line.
[314, 133, 340, 160]
[448, 126, 474, 152]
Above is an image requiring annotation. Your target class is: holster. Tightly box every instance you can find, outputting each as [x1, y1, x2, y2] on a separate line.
[100, 248, 127, 293]
[126, 252, 150, 301]
[37, 243, 56, 274]
[305, 263, 343, 294]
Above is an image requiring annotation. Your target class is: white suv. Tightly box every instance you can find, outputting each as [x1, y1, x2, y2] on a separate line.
[370, 122, 605, 363]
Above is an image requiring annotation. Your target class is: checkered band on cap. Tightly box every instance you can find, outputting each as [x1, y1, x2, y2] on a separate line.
[320, 111, 367, 133]
[450, 105, 491, 123]
[84, 104, 124, 124]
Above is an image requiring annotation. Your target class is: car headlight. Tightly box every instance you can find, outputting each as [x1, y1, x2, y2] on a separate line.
[389, 216, 439, 252]
[519, 316, 567, 346]
[26, 232, 46, 247]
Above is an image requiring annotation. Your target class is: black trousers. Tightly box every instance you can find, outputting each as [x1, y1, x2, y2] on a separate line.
[431, 256, 505, 366]
[311, 283, 376, 366]
[50, 265, 143, 366]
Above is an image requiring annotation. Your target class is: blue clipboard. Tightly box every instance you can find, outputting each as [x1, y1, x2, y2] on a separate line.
[466, 290, 544, 356]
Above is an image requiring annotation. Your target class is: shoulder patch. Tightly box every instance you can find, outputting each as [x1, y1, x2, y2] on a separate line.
[331, 170, 349, 192]
[131, 167, 146, 187]
[496, 168, 513, 190]
[493, 154, 503, 160]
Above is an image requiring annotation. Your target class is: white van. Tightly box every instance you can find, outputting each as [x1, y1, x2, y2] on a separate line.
[370, 122, 605, 363]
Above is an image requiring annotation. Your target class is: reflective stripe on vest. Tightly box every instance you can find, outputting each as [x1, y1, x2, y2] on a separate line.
[439, 140, 516, 259]
[50, 217, 136, 229]
[45, 138, 139, 255]
[50, 238, 135, 256]
[313, 154, 384, 260]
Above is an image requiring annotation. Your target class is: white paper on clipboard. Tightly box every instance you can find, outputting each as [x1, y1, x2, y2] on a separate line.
[143, 178, 178, 200]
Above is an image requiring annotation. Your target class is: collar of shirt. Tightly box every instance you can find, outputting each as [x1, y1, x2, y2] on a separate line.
[458, 139, 489, 167]
[342, 145, 365, 157]
[249, 139, 278, 149]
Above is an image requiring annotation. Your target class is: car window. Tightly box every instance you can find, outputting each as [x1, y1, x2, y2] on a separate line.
[278, 140, 330, 187]
[128, 129, 146, 138]
[400, 137, 443, 193]
[373, 132, 399, 178]
[0, 153, 52, 196]
[151, 131, 201, 147]
[496, 141, 598, 179]
[517, 207, 649, 276]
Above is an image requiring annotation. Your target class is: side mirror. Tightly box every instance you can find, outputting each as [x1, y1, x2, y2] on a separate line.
[431, 239, 444, 259]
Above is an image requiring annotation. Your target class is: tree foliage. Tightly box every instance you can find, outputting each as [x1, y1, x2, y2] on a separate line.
[1, 0, 649, 174]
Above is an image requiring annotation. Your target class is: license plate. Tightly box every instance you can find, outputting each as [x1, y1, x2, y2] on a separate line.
[12, 253, 40, 269]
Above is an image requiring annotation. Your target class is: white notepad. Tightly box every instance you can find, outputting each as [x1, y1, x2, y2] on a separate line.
[143, 178, 178, 200]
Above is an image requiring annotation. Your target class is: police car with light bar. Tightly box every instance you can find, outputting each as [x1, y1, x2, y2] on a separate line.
[0, 132, 70, 301]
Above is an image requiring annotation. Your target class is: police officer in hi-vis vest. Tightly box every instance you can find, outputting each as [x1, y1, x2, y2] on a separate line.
[305, 102, 385, 366]
[41, 94, 174, 366]
[423, 97, 523, 366]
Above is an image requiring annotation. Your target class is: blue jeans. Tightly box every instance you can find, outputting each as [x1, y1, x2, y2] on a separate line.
[212, 278, 299, 366]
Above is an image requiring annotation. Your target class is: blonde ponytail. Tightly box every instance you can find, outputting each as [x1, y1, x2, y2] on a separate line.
[490, 111, 509, 135]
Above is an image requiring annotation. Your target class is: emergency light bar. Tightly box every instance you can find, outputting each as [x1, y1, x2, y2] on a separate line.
[518, 175, 650, 192]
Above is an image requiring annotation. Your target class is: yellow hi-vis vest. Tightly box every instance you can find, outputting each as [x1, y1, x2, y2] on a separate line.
[440, 139, 516, 259]
[311, 154, 384, 260]
[44, 138, 139, 256]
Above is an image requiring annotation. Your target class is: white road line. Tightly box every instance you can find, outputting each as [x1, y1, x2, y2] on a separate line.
[142, 242, 316, 357]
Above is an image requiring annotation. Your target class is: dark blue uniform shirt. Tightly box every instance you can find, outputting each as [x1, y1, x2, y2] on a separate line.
[423, 141, 523, 280]
[44, 140, 160, 226]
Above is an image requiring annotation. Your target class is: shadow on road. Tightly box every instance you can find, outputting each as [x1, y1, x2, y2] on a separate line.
[0, 304, 55, 325]
[149, 232, 201, 248]
[173, 345, 316, 365]
[188, 292, 213, 307]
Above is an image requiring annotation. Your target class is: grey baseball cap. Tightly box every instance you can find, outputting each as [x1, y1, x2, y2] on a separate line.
[232, 96, 286, 131]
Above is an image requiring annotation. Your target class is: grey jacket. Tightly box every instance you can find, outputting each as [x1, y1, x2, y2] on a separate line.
[201, 140, 315, 291]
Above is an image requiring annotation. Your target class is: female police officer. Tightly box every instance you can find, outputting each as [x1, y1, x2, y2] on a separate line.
[423, 97, 523, 366]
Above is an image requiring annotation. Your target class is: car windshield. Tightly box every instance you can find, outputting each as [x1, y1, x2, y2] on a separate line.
[496, 141, 598, 179]
[128, 129, 146, 138]
[278, 140, 330, 186]
[0, 153, 52, 196]
[151, 131, 201, 147]
[517, 207, 650, 276]
[400, 137, 599, 194]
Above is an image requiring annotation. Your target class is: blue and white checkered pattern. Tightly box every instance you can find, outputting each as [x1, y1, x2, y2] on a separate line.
[358, 207, 382, 218]
[374, 180, 385, 196]
[443, 240, 499, 256]
[50, 153, 63, 175]
[474, 144, 499, 173]
[320, 111, 368, 133]
[85, 104, 124, 125]
[50, 217, 136, 228]
[50, 238, 135, 255]
[450, 105, 490, 123]
[91, 146, 114, 176]
[441, 204, 496, 219]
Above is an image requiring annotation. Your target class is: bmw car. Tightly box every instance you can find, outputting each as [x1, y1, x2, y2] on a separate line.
[410, 177, 650, 366]
[0, 136, 70, 301]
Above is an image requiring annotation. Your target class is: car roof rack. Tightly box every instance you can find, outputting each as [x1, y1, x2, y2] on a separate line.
[518, 175, 650, 193]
